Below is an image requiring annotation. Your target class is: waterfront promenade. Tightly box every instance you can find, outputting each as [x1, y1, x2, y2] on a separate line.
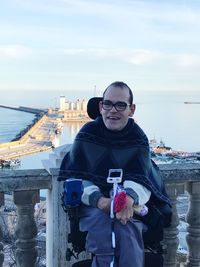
[0, 114, 57, 161]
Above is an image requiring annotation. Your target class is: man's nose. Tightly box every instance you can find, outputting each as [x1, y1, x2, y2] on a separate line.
[110, 105, 117, 112]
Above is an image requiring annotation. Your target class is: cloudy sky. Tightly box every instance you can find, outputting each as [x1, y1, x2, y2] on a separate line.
[0, 0, 200, 92]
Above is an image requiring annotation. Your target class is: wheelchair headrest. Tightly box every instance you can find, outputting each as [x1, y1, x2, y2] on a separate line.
[87, 97, 102, 120]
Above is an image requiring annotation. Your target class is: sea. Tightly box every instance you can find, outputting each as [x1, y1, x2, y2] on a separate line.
[0, 89, 200, 171]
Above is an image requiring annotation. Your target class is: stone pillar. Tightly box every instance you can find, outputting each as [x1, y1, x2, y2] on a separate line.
[185, 182, 200, 267]
[46, 174, 69, 267]
[14, 190, 39, 267]
[0, 192, 4, 267]
[163, 184, 179, 267]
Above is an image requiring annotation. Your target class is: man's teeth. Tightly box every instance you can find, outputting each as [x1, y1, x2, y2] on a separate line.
[109, 117, 119, 120]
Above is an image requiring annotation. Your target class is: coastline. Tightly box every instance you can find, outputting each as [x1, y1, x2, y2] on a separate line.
[0, 105, 48, 142]
[11, 113, 43, 141]
[0, 104, 91, 162]
[0, 113, 57, 161]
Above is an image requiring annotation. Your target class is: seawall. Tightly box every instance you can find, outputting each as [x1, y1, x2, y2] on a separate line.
[0, 105, 47, 114]
[0, 114, 48, 149]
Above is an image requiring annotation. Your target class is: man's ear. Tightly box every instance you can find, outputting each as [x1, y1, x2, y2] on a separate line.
[129, 104, 136, 117]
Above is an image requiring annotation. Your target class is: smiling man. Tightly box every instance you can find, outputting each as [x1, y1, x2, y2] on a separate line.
[99, 83, 135, 131]
[60, 81, 171, 267]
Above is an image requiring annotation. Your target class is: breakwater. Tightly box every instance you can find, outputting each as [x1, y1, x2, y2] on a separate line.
[0, 105, 58, 160]
[0, 105, 48, 142]
[0, 105, 47, 114]
[19, 106, 48, 114]
[11, 113, 44, 141]
[0, 114, 57, 160]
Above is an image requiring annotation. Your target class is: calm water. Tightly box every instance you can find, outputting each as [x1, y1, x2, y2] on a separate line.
[0, 108, 36, 143]
[135, 91, 200, 153]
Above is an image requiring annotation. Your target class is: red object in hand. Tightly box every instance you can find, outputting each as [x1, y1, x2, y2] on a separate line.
[114, 191, 126, 213]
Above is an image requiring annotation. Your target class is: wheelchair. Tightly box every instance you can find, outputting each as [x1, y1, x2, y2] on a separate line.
[60, 97, 171, 267]
[61, 179, 169, 267]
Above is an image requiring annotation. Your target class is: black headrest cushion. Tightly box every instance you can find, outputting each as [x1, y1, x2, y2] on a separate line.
[87, 97, 102, 120]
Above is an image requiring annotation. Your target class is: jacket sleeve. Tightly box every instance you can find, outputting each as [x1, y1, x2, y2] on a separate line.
[123, 180, 151, 205]
[81, 180, 104, 207]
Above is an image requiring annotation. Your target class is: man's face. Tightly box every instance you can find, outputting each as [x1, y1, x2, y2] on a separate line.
[99, 86, 135, 131]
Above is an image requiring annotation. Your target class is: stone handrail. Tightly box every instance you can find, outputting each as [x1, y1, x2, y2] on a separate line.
[0, 169, 51, 267]
[0, 153, 200, 267]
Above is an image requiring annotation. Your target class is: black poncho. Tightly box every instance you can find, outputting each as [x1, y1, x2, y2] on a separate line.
[59, 117, 170, 206]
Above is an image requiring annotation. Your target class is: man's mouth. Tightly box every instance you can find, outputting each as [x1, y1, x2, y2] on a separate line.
[107, 116, 120, 120]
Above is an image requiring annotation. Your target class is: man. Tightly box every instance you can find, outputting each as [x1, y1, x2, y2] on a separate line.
[60, 81, 171, 267]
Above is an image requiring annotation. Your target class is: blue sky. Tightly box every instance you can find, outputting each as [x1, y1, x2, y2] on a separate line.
[0, 0, 200, 92]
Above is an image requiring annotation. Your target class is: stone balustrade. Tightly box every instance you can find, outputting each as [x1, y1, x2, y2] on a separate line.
[0, 146, 200, 267]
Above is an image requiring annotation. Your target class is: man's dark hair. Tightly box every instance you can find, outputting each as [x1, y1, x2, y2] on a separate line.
[103, 81, 133, 105]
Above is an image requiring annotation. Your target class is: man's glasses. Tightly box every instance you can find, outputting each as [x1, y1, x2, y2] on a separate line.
[102, 100, 131, 111]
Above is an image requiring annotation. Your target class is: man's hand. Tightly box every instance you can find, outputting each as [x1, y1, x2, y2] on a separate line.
[116, 195, 134, 225]
[97, 197, 111, 213]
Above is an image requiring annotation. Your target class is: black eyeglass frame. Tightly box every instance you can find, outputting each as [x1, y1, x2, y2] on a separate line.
[101, 100, 131, 111]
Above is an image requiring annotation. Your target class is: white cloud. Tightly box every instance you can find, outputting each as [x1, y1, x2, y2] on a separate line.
[63, 48, 162, 65]
[2, 1, 200, 53]
[1, 0, 200, 93]
[173, 53, 200, 67]
[125, 50, 161, 65]
[62, 47, 200, 69]
[0, 45, 32, 59]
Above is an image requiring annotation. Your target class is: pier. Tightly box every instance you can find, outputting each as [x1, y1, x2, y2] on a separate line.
[0, 102, 90, 161]
[0, 114, 57, 161]
[0, 105, 47, 114]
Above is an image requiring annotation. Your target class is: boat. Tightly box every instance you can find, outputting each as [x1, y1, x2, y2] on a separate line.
[55, 120, 63, 134]
[150, 138, 200, 164]
[150, 138, 172, 154]
[55, 128, 61, 134]
[51, 136, 60, 149]
[184, 101, 200, 104]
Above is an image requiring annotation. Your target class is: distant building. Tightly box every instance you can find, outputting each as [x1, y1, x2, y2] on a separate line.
[58, 96, 89, 122]
[59, 96, 66, 111]
[81, 99, 87, 111]
[59, 96, 88, 112]
[65, 101, 70, 110]
[69, 101, 74, 110]
[75, 99, 81, 111]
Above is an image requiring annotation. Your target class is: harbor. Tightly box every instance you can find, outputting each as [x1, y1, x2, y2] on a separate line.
[1, 94, 200, 166]
[0, 112, 60, 162]
[150, 139, 200, 164]
[0, 97, 90, 164]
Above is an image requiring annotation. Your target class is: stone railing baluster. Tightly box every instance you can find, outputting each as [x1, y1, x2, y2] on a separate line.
[163, 184, 180, 267]
[13, 190, 39, 267]
[0, 192, 4, 267]
[185, 182, 200, 267]
[46, 173, 68, 267]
